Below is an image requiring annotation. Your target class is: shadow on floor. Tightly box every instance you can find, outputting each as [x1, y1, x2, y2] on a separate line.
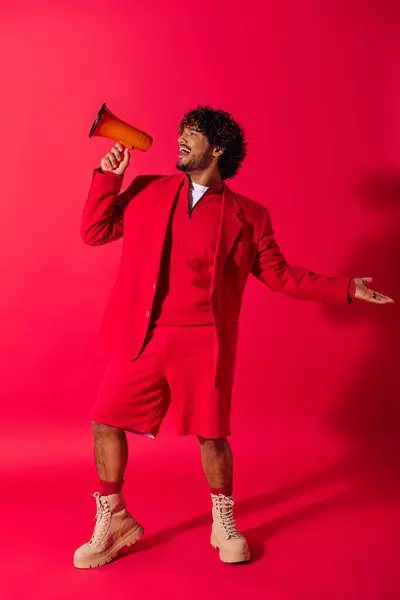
[119, 463, 368, 563]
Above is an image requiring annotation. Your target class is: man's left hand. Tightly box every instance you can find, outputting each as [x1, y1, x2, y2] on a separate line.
[354, 277, 394, 304]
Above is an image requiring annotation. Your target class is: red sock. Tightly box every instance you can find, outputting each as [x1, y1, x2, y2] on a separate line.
[99, 479, 124, 496]
[210, 485, 232, 497]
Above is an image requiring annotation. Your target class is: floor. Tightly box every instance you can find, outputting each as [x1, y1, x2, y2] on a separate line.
[2, 424, 399, 600]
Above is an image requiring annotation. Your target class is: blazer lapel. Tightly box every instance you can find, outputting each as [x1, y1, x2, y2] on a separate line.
[150, 174, 242, 297]
[210, 185, 243, 296]
[150, 173, 186, 242]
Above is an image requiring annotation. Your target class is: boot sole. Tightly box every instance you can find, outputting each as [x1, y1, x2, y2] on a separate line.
[74, 523, 144, 569]
[211, 532, 251, 564]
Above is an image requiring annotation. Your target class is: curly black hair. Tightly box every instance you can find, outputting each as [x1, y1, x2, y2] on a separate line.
[179, 105, 248, 180]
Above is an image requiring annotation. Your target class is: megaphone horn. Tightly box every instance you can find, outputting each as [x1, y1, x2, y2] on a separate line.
[89, 103, 153, 152]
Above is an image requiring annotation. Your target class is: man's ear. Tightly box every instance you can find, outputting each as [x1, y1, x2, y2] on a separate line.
[213, 146, 225, 158]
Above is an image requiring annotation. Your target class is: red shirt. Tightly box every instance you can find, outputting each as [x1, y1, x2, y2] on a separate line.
[151, 178, 224, 326]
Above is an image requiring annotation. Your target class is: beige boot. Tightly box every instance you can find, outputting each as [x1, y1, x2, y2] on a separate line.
[211, 494, 250, 563]
[73, 492, 144, 569]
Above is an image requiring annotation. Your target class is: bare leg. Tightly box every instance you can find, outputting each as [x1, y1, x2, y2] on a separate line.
[198, 436, 233, 493]
[73, 422, 143, 569]
[198, 437, 249, 563]
[91, 421, 128, 483]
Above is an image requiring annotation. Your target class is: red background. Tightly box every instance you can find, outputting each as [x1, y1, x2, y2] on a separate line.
[1, 1, 399, 598]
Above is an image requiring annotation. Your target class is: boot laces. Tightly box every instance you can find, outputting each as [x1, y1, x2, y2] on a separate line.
[213, 494, 242, 539]
[89, 492, 111, 546]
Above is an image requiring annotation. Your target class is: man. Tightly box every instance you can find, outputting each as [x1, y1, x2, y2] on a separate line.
[74, 106, 393, 569]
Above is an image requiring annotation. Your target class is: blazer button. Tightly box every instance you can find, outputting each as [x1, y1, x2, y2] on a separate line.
[145, 311, 150, 318]
[152, 283, 156, 289]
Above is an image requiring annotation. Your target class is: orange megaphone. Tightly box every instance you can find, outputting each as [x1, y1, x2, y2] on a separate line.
[89, 103, 153, 152]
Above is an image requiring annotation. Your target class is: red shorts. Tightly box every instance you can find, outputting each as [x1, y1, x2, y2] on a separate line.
[90, 325, 232, 438]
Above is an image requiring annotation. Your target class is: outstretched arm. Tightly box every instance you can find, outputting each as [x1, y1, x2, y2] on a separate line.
[251, 209, 354, 303]
[251, 209, 394, 304]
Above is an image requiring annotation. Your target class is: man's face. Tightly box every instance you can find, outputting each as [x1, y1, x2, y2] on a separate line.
[176, 126, 214, 173]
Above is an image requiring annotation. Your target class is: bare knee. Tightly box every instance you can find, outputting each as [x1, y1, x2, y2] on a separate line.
[91, 421, 124, 438]
[198, 436, 228, 451]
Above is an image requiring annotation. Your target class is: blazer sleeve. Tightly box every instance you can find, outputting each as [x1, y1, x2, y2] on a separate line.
[80, 169, 141, 246]
[251, 208, 355, 303]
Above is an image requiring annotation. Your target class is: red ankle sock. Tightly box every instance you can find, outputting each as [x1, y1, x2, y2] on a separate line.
[210, 486, 232, 497]
[99, 479, 124, 496]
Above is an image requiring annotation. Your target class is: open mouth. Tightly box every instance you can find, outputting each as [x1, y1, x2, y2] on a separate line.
[179, 146, 191, 156]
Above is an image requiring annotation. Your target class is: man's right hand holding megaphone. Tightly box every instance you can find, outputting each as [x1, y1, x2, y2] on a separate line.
[101, 142, 130, 176]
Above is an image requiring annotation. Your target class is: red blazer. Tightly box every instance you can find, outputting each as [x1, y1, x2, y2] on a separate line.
[81, 170, 352, 386]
